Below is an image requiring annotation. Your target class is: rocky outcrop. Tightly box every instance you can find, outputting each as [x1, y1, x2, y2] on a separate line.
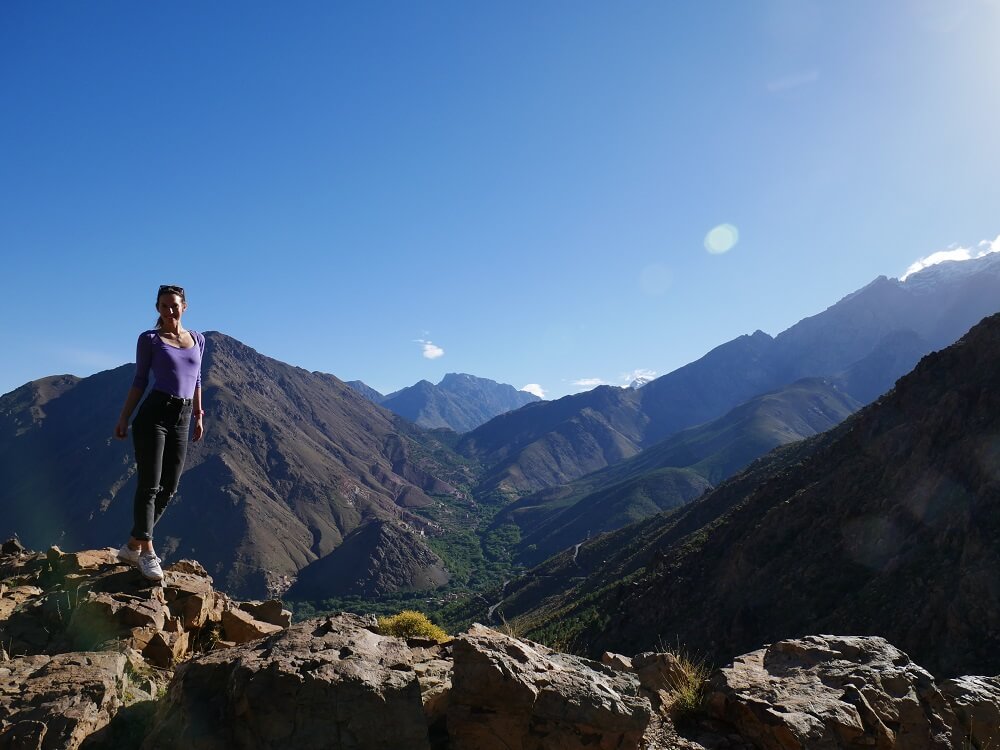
[939, 676, 1000, 749]
[4, 543, 1000, 750]
[0, 542, 292, 749]
[448, 624, 651, 750]
[142, 613, 435, 749]
[0, 651, 126, 749]
[706, 635, 961, 750]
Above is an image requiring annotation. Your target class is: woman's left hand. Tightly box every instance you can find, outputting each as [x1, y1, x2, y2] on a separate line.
[193, 417, 204, 442]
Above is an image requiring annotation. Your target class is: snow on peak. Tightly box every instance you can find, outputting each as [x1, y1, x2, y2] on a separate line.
[900, 245, 1000, 292]
[629, 375, 655, 389]
[900, 237, 1000, 283]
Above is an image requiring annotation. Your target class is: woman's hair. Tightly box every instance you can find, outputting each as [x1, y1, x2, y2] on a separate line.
[155, 284, 186, 329]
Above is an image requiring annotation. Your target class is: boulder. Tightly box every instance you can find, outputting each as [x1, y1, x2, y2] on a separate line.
[939, 675, 1000, 748]
[168, 591, 226, 631]
[144, 630, 191, 669]
[220, 606, 284, 644]
[141, 614, 433, 749]
[0, 651, 126, 750]
[632, 651, 689, 694]
[707, 635, 960, 750]
[67, 592, 167, 649]
[1, 537, 26, 555]
[164, 560, 210, 578]
[46, 547, 119, 577]
[413, 657, 452, 721]
[601, 652, 633, 671]
[448, 624, 651, 750]
[237, 599, 292, 628]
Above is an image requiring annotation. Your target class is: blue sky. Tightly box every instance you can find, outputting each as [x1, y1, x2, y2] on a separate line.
[2, 1, 998, 399]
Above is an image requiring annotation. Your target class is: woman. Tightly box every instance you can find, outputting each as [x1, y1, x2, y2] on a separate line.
[114, 284, 206, 582]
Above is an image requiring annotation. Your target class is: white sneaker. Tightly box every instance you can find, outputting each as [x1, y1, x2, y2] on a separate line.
[116, 544, 141, 567]
[138, 552, 164, 582]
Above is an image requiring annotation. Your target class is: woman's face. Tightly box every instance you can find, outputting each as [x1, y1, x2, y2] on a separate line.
[157, 293, 187, 322]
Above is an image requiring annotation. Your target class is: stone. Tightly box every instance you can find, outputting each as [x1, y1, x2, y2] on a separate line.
[0, 651, 126, 750]
[939, 675, 1000, 748]
[169, 592, 213, 631]
[141, 614, 433, 749]
[707, 635, 961, 750]
[164, 559, 210, 578]
[413, 657, 452, 722]
[143, 630, 190, 669]
[448, 624, 651, 750]
[601, 651, 633, 671]
[632, 651, 689, 693]
[237, 599, 292, 628]
[46, 547, 119, 576]
[126, 626, 159, 652]
[68, 592, 166, 649]
[1, 538, 26, 555]
[220, 606, 284, 644]
[162, 573, 215, 602]
[67, 593, 125, 648]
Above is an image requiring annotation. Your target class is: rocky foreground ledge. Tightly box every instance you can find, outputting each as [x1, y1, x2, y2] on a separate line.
[1, 541, 997, 749]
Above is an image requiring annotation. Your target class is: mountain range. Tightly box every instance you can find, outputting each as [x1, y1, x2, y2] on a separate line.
[1, 254, 998, 606]
[347, 373, 539, 433]
[457, 252, 1000, 500]
[0, 333, 473, 598]
[495, 376, 860, 566]
[490, 312, 1000, 677]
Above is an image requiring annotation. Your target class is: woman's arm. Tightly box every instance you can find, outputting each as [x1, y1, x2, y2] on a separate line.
[192, 385, 204, 442]
[115, 333, 152, 440]
[114, 387, 144, 439]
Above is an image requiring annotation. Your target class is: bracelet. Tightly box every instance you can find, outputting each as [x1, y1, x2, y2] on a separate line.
[194, 410, 206, 417]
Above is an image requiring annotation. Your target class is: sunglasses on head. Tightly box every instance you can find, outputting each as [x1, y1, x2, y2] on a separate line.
[158, 285, 185, 295]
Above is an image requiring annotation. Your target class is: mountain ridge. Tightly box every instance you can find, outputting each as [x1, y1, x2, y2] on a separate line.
[497, 312, 1000, 677]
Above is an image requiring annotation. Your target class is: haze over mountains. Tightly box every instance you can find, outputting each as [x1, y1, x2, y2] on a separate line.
[347, 373, 539, 433]
[457, 252, 1000, 499]
[1, 254, 998, 607]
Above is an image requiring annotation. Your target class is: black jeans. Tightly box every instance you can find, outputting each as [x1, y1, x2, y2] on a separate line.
[131, 390, 192, 541]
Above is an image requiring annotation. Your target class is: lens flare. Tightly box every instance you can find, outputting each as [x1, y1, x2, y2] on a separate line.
[704, 224, 739, 254]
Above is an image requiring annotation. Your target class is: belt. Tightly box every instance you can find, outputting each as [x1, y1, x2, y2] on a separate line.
[150, 390, 193, 406]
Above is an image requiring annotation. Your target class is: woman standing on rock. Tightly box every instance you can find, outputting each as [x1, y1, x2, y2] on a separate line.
[113, 284, 206, 582]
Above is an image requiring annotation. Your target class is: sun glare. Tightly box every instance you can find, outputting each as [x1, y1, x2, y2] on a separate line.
[704, 224, 739, 255]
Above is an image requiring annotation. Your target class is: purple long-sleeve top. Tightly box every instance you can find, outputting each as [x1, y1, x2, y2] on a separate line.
[131, 330, 206, 399]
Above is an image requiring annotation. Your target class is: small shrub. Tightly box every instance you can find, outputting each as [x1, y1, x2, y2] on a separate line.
[662, 648, 709, 723]
[378, 610, 450, 643]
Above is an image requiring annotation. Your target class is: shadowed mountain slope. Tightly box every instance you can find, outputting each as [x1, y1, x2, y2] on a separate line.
[499, 312, 1000, 678]
[497, 377, 860, 566]
[284, 518, 450, 599]
[0, 332, 474, 598]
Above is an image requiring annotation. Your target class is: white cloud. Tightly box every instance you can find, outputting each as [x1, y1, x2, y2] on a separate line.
[766, 69, 820, 93]
[901, 235, 1000, 280]
[572, 378, 607, 389]
[620, 369, 657, 385]
[521, 383, 546, 399]
[415, 339, 445, 359]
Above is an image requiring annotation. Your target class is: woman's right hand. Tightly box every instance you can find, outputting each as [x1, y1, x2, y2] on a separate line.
[114, 418, 129, 440]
